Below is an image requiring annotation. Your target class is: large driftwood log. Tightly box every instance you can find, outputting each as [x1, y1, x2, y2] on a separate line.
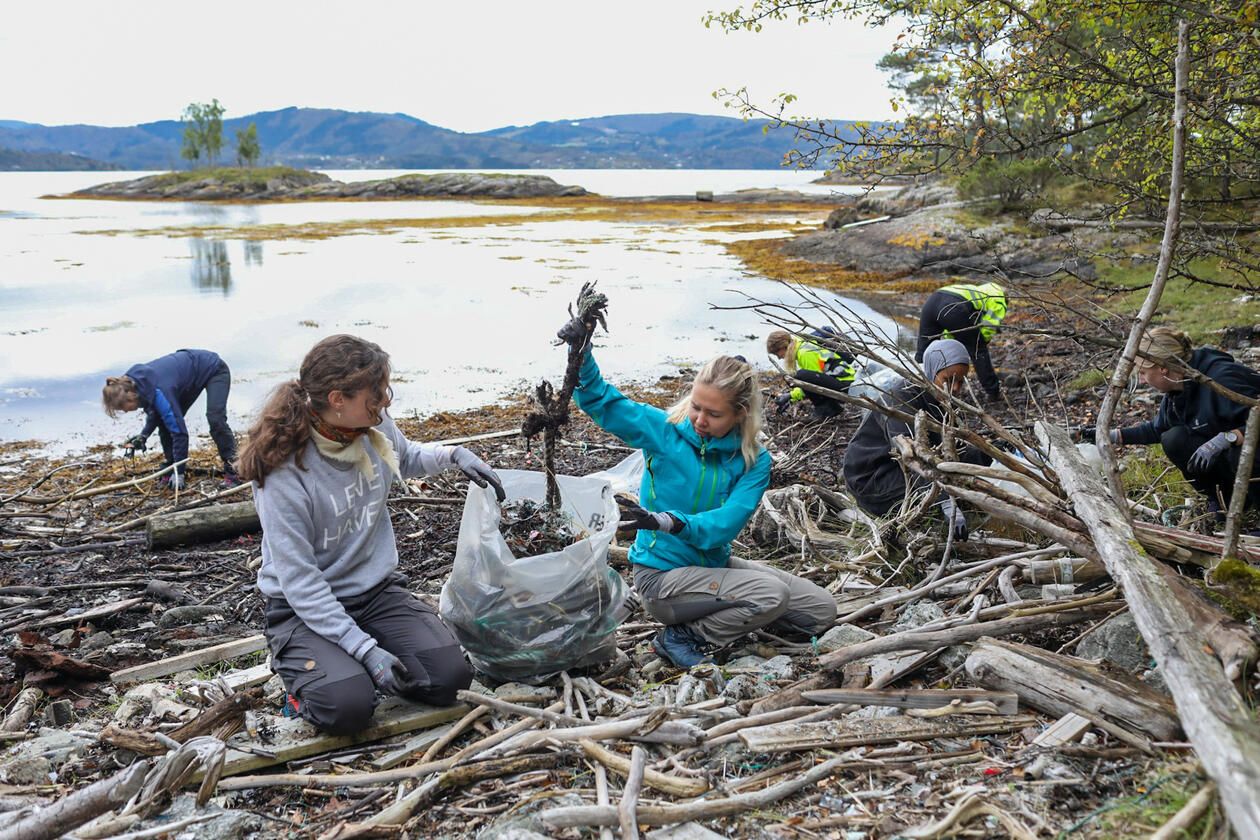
[0, 759, 150, 840]
[1039, 420, 1260, 838]
[146, 501, 260, 549]
[0, 689, 41, 733]
[964, 638, 1180, 741]
[737, 713, 1037, 753]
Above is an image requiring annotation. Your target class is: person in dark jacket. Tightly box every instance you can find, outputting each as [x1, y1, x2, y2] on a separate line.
[102, 349, 240, 489]
[843, 339, 988, 537]
[915, 281, 1006, 402]
[1092, 327, 1260, 516]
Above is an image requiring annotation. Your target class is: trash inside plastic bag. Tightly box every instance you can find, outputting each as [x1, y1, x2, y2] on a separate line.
[440, 469, 626, 683]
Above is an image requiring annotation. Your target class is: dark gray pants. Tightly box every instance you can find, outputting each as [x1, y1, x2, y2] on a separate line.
[1161, 425, 1260, 511]
[265, 578, 471, 734]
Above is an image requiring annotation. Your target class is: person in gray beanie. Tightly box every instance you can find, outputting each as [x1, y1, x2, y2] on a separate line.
[842, 339, 987, 537]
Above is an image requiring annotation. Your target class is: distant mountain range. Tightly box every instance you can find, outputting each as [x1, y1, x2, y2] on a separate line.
[0, 107, 872, 170]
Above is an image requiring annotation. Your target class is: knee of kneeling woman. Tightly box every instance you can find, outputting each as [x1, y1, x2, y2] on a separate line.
[761, 582, 793, 622]
[1160, 426, 1193, 465]
[303, 675, 377, 735]
[411, 655, 473, 707]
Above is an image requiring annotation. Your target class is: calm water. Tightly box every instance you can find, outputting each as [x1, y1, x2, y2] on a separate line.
[0, 169, 894, 455]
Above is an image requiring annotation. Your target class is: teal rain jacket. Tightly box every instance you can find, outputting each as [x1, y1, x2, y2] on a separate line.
[574, 351, 772, 572]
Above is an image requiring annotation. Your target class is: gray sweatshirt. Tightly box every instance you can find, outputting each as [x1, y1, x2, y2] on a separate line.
[254, 412, 458, 661]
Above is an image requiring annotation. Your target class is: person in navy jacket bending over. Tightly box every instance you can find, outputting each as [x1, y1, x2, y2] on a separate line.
[102, 349, 240, 489]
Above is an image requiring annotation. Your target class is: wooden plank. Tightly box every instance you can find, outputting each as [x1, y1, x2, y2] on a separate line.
[368, 722, 456, 771]
[30, 597, 147, 630]
[1031, 712, 1092, 748]
[800, 688, 1019, 716]
[111, 634, 266, 684]
[219, 663, 274, 693]
[738, 713, 1037, 753]
[214, 699, 471, 778]
[1040, 421, 1260, 838]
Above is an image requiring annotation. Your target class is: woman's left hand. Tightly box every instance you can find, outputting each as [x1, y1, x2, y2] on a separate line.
[615, 495, 683, 534]
[451, 447, 506, 502]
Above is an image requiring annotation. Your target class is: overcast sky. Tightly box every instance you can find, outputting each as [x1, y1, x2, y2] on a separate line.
[2, 1, 900, 132]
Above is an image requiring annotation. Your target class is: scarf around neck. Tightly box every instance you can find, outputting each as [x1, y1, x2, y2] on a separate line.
[308, 408, 401, 483]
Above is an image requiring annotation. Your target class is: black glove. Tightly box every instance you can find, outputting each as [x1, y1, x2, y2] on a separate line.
[359, 646, 410, 696]
[451, 446, 506, 502]
[615, 495, 683, 534]
[123, 434, 147, 455]
[773, 393, 792, 414]
[1077, 426, 1097, 444]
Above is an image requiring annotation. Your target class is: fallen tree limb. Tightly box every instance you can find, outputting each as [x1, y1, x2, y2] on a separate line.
[578, 738, 708, 797]
[0, 759, 150, 840]
[819, 606, 1112, 671]
[541, 757, 846, 828]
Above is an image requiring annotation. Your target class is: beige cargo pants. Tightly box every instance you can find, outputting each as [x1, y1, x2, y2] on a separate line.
[636, 557, 837, 645]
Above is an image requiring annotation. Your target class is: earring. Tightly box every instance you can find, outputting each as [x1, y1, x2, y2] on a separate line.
[337, 411, 342, 420]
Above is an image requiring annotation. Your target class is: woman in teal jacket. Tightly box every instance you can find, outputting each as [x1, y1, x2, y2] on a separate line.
[567, 331, 837, 668]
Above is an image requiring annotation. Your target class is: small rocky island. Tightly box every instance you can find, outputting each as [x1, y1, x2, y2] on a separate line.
[68, 167, 589, 201]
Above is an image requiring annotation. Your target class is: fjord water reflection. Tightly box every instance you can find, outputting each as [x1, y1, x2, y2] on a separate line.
[0, 170, 894, 454]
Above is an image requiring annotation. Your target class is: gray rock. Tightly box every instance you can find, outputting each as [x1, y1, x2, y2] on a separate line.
[725, 654, 768, 670]
[758, 655, 796, 681]
[48, 629, 78, 647]
[160, 793, 263, 840]
[938, 644, 971, 670]
[0, 730, 95, 783]
[157, 605, 228, 628]
[479, 793, 584, 840]
[721, 673, 774, 702]
[817, 624, 877, 653]
[648, 823, 729, 840]
[823, 206, 861, 229]
[1142, 667, 1170, 695]
[892, 602, 946, 632]
[80, 630, 115, 651]
[1077, 613, 1150, 672]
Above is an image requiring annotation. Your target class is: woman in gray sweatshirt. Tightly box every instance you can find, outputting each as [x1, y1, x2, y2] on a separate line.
[238, 334, 504, 734]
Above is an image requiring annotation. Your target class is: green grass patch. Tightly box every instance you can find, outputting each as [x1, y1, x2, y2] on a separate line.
[1067, 367, 1110, 391]
[1119, 446, 1196, 510]
[151, 166, 316, 187]
[1100, 259, 1260, 343]
[1086, 769, 1215, 840]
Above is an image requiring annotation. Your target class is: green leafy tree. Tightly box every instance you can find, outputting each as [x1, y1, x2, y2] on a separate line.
[235, 122, 260, 167]
[179, 99, 226, 168]
[708, 0, 1260, 291]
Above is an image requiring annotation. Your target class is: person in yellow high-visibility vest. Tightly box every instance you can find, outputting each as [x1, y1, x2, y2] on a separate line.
[915, 281, 1006, 402]
[766, 328, 857, 419]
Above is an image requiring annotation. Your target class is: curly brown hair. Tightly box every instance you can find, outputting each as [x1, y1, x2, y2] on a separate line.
[236, 335, 392, 486]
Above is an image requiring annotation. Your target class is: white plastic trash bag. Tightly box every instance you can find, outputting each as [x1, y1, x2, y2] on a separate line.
[440, 469, 626, 683]
[586, 450, 645, 497]
[849, 358, 904, 405]
[986, 443, 1104, 499]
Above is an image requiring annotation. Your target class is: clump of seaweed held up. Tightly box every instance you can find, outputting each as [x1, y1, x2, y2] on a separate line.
[520, 281, 609, 510]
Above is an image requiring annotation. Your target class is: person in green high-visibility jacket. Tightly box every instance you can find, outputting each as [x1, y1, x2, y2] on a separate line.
[766, 329, 857, 419]
[915, 281, 1007, 402]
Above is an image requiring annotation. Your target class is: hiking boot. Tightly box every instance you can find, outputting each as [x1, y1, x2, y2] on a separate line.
[652, 625, 716, 669]
[222, 471, 244, 489]
[809, 402, 843, 421]
[1206, 498, 1227, 524]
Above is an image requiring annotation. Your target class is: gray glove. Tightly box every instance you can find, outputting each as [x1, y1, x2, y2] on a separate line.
[616, 495, 683, 534]
[158, 469, 186, 491]
[942, 497, 968, 541]
[1189, 431, 1232, 472]
[359, 646, 409, 696]
[451, 446, 505, 502]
